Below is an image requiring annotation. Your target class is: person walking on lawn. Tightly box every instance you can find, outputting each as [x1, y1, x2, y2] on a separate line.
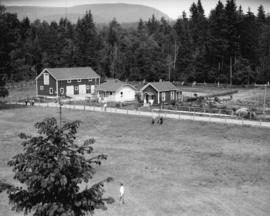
[119, 183, 125, 204]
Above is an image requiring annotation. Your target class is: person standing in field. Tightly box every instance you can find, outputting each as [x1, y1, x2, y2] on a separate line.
[119, 183, 125, 204]
[152, 115, 155, 125]
[159, 116, 163, 125]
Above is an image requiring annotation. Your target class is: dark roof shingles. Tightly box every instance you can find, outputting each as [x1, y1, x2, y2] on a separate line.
[149, 81, 179, 91]
[46, 67, 99, 80]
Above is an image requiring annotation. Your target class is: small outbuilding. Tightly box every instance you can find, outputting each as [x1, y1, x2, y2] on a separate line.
[96, 79, 137, 102]
[141, 81, 181, 105]
[36, 67, 100, 97]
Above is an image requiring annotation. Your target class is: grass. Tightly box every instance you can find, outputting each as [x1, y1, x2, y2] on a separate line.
[0, 107, 270, 216]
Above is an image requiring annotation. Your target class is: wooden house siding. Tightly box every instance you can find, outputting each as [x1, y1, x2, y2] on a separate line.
[142, 84, 178, 105]
[36, 67, 100, 97]
[159, 90, 177, 104]
[37, 73, 57, 96]
[143, 85, 158, 104]
[57, 78, 99, 96]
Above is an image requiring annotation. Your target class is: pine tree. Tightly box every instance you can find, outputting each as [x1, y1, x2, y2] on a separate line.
[74, 11, 98, 68]
[208, 0, 228, 82]
[257, 5, 266, 23]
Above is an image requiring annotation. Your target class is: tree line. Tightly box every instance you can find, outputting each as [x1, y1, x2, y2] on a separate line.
[0, 0, 270, 85]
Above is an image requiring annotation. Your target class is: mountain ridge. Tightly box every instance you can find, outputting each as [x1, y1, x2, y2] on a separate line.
[5, 3, 172, 23]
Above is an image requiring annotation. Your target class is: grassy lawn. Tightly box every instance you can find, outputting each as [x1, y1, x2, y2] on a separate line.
[0, 106, 270, 216]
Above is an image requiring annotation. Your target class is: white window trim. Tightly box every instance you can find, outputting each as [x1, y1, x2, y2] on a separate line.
[49, 88, 53, 95]
[67, 80, 71, 83]
[40, 85, 44, 90]
[77, 79, 81, 82]
[178, 91, 182, 100]
[162, 92, 166, 101]
[44, 73, 49, 85]
[60, 88, 64, 95]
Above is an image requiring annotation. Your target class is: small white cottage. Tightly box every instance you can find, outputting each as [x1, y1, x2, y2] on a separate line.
[96, 79, 137, 102]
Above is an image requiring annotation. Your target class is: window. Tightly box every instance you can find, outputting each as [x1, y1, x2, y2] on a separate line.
[49, 88, 53, 94]
[77, 79, 81, 82]
[60, 88, 64, 95]
[67, 80, 71, 83]
[43, 73, 49, 85]
[120, 92, 123, 97]
[90, 85, 95, 93]
[178, 91, 182, 100]
[110, 92, 113, 95]
[75, 86, 79, 91]
[170, 91, 175, 100]
[40, 85, 44, 90]
[162, 92, 166, 101]
[88, 79, 92, 82]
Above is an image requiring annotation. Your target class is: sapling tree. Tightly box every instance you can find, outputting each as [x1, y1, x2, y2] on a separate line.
[0, 117, 114, 216]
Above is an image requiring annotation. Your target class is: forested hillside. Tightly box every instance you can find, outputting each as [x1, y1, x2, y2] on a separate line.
[0, 0, 270, 85]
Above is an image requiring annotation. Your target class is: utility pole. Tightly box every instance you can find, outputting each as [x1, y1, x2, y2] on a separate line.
[230, 56, 232, 88]
[58, 96, 63, 128]
[263, 84, 267, 119]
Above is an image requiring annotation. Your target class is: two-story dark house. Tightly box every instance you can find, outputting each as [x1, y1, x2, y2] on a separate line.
[36, 67, 100, 97]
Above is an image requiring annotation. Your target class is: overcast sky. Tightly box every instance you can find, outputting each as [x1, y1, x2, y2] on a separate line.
[2, 0, 270, 19]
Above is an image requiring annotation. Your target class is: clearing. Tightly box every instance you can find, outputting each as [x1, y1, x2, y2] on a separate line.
[0, 107, 269, 216]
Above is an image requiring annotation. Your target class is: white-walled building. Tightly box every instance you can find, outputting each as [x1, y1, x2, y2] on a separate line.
[96, 79, 137, 102]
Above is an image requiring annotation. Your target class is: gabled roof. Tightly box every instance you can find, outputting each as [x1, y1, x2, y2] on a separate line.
[96, 79, 136, 92]
[36, 67, 100, 80]
[141, 81, 179, 92]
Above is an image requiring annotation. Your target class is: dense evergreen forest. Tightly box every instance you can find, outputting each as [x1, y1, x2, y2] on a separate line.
[0, 0, 270, 85]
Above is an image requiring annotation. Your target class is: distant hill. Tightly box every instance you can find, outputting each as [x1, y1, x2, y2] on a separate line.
[6, 3, 171, 23]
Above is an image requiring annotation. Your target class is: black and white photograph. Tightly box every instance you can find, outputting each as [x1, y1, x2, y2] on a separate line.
[0, 0, 270, 215]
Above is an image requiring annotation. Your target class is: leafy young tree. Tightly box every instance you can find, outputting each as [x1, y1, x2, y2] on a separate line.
[0, 118, 114, 216]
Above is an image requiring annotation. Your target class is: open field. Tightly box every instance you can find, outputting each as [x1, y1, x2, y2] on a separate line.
[0, 107, 270, 216]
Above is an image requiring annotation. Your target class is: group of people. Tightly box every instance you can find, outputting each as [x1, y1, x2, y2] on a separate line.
[152, 115, 163, 125]
[25, 99, 35, 106]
